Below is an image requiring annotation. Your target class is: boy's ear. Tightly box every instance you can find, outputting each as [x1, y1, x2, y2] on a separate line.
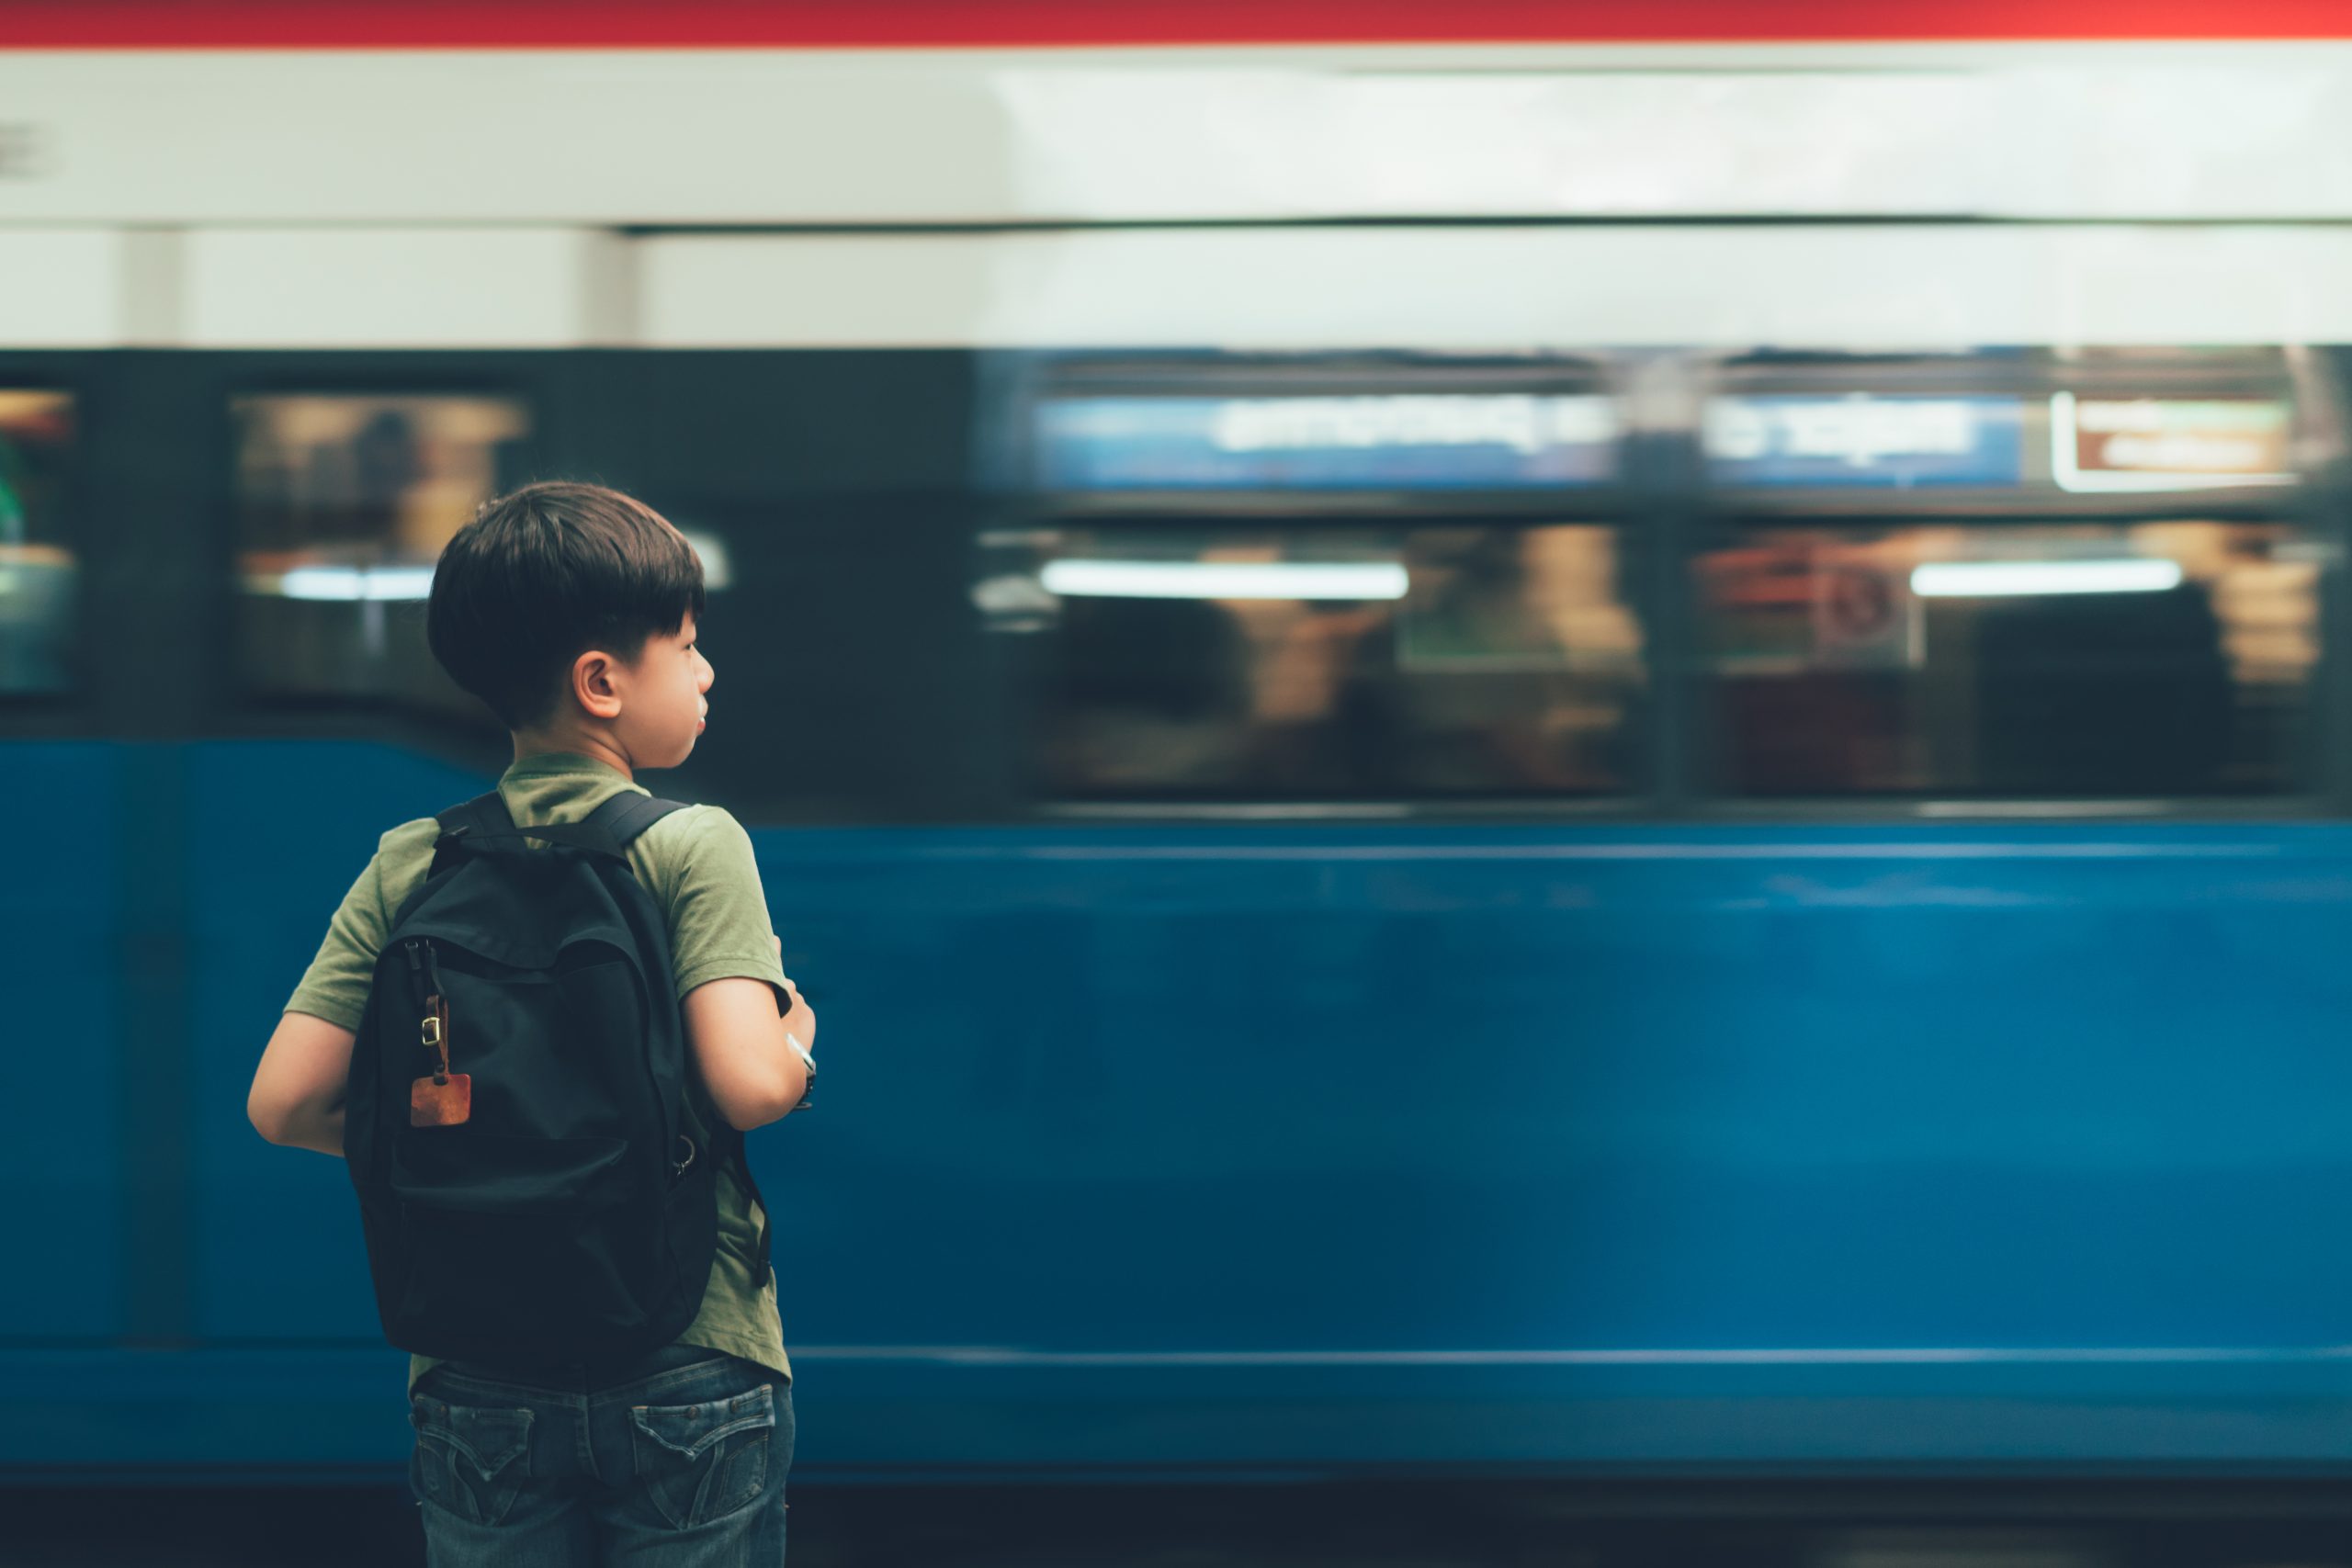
[569, 648, 628, 721]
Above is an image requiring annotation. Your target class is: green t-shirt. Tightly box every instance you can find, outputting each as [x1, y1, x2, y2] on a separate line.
[284, 750, 794, 1393]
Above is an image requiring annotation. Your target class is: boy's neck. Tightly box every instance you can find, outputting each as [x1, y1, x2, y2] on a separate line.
[512, 729, 635, 781]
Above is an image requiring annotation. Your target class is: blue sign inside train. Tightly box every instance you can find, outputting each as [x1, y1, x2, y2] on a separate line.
[1705, 395, 2027, 488]
[1035, 394, 1621, 490]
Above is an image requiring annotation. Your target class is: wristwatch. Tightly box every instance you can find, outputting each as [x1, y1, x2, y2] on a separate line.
[786, 1031, 816, 1111]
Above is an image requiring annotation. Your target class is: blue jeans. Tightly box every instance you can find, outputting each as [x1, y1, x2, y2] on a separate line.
[409, 1344, 792, 1566]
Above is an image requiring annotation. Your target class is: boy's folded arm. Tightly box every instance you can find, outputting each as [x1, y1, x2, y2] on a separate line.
[684, 976, 810, 1133]
[250, 1010, 357, 1156]
[662, 807, 809, 1132]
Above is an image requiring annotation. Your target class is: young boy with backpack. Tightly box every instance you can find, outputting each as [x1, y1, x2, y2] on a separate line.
[246, 480, 815, 1563]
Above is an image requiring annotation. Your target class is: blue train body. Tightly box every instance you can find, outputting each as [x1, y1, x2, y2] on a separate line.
[10, 738, 2352, 1478]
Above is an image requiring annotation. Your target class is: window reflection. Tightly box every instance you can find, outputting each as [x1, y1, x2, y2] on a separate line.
[993, 525, 1644, 801]
[234, 396, 529, 709]
[1696, 523, 2316, 796]
[0, 391, 74, 694]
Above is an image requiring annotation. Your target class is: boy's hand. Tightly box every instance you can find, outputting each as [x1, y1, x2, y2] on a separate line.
[775, 937, 816, 1051]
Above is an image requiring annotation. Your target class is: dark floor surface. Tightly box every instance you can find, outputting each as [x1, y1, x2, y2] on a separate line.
[4, 1480, 2351, 1567]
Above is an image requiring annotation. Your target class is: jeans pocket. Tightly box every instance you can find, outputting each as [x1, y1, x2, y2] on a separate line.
[628, 1381, 775, 1530]
[410, 1394, 534, 1526]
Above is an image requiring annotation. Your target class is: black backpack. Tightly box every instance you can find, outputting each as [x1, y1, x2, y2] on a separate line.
[345, 789, 773, 1367]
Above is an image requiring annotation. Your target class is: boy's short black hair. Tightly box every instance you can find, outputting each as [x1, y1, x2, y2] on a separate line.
[428, 480, 706, 729]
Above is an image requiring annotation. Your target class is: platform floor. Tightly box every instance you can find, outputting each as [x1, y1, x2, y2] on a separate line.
[4, 1480, 2350, 1567]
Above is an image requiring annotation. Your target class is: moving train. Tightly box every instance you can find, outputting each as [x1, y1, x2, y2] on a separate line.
[9, 1, 2352, 1483]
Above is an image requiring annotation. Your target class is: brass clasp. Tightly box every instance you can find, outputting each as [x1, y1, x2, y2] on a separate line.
[420, 998, 451, 1083]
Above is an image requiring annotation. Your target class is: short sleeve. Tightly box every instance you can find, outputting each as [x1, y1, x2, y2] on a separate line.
[650, 806, 790, 1004]
[283, 847, 393, 1032]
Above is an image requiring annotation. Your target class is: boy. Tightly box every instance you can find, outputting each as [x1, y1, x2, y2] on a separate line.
[246, 481, 814, 1564]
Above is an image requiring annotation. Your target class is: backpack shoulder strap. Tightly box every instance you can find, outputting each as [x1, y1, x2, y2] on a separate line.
[428, 791, 513, 875]
[430, 790, 685, 864]
[578, 792, 689, 858]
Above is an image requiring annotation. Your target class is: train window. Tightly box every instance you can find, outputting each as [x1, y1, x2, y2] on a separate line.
[1694, 522, 2318, 797]
[986, 524, 1645, 802]
[0, 391, 75, 694]
[232, 395, 530, 711]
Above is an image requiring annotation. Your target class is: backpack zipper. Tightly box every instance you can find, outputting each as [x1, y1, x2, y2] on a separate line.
[402, 938, 445, 1014]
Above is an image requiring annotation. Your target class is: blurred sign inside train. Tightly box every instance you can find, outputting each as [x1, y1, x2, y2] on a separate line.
[1809, 558, 1923, 670]
[2052, 394, 2294, 491]
[1035, 393, 1620, 490]
[1705, 394, 2026, 488]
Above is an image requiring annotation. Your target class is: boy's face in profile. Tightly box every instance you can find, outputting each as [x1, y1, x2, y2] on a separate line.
[607, 610, 713, 770]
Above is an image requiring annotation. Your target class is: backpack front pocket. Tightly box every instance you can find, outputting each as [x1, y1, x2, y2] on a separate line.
[390, 1132, 630, 1215]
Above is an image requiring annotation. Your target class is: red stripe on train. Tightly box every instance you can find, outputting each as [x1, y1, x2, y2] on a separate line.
[4, 0, 2350, 47]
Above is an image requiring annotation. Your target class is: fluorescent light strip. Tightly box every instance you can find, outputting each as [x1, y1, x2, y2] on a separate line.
[1042, 559, 1409, 602]
[1910, 559, 2184, 598]
[266, 565, 439, 602]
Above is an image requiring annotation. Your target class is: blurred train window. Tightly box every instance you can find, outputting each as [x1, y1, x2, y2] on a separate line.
[985, 525, 1645, 801]
[1695, 523, 2318, 796]
[233, 395, 529, 712]
[0, 391, 75, 694]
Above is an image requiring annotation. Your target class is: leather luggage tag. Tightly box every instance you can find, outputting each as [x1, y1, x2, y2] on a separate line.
[410, 995, 472, 1128]
[411, 1073, 473, 1126]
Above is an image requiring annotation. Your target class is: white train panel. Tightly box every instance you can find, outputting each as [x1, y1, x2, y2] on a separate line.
[4, 45, 2352, 224]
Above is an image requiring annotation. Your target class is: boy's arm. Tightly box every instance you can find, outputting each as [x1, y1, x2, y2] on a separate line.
[249, 1010, 356, 1156]
[255, 830, 415, 1157]
[684, 972, 812, 1133]
[662, 807, 813, 1133]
